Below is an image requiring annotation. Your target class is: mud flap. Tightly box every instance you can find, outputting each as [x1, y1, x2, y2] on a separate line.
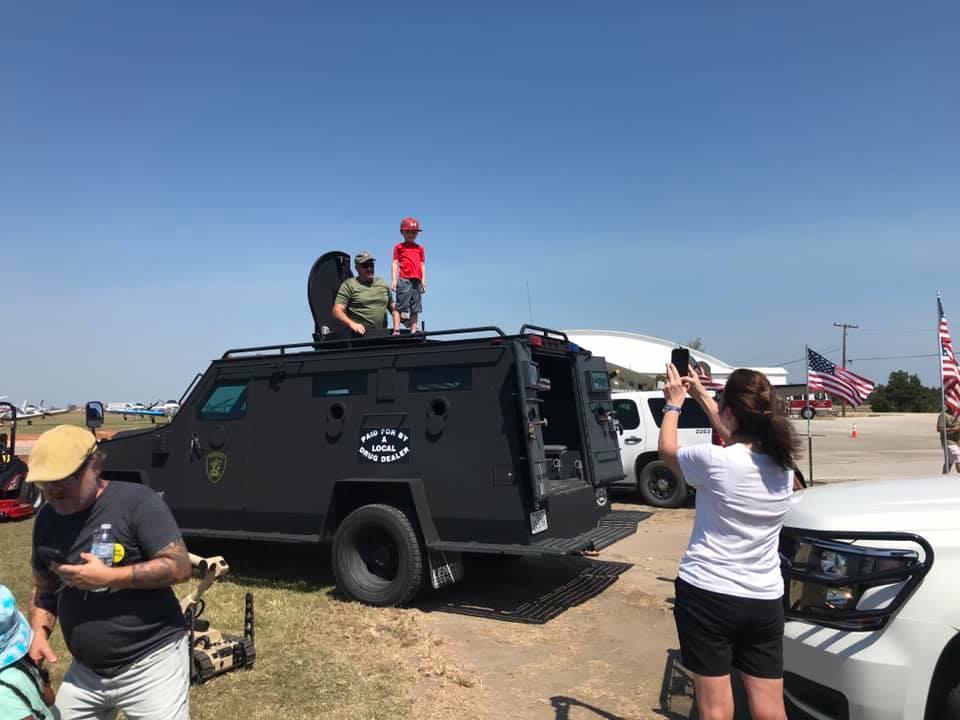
[427, 549, 465, 590]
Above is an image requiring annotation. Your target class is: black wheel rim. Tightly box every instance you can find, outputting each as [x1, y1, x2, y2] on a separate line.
[347, 524, 400, 591]
[646, 467, 677, 501]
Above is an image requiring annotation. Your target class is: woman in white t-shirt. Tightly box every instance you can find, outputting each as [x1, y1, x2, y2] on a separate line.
[659, 363, 798, 720]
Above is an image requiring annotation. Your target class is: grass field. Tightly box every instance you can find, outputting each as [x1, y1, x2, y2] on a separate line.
[0, 518, 474, 720]
[6, 410, 161, 436]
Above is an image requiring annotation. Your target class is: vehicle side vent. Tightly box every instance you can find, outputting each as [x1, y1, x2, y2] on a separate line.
[783, 672, 849, 720]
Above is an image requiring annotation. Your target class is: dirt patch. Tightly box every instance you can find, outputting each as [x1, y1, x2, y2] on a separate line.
[415, 506, 695, 720]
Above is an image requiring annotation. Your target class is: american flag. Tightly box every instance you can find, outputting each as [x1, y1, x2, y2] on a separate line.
[807, 348, 876, 407]
[691, 359, 725, 391]
[940, 297, 960, 415]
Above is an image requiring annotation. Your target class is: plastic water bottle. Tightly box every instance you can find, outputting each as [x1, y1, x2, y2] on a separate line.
[89, 523, 115, 592]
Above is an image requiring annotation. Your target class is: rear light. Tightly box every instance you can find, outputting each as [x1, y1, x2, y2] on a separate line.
[712, 429, 725, 446]
[528, 335, 543, 347]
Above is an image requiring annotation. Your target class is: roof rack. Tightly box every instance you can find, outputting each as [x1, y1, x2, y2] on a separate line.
[518, 324, 569, 341]
[221, 325, 507, 360]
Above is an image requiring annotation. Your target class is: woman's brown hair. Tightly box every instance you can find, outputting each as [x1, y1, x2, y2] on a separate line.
[721, 369, 799, 470]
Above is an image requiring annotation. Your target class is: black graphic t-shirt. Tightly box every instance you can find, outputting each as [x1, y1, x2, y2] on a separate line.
[31, 481, 186, 677]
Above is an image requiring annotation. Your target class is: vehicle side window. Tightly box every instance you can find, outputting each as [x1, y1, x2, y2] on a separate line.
[647, 398, 711, 429]
[313, 372, 368, 397]
[612, 399, 640, 430]
[199, 383, 248, 420]
[409, 366, 472, 392]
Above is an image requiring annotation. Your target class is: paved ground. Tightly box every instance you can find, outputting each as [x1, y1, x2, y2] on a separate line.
[793, 412, 948, 483]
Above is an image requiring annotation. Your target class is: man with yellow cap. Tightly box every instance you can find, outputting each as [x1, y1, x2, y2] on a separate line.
[25, 425, 193, 719]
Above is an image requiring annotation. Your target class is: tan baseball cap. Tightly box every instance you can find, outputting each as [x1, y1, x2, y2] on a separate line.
[354, 251, 376, 264]
[27, 425, 97, 483]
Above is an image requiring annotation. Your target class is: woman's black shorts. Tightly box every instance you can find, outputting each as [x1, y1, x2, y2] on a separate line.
[673, 577, 784, 679]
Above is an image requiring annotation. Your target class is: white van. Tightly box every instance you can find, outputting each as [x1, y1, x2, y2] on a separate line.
[610, 390, 717, 508]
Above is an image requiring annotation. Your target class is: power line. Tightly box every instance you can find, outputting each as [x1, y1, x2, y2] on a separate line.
[768, 345, 842, 367]
[857, 328, 933, 337]
[848, 353, 938, 362]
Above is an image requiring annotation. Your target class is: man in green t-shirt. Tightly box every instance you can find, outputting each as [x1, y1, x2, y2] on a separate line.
[332, 251, 402, 336]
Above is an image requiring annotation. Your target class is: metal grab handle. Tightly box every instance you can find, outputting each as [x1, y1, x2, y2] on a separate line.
[624, 437, 642, 445]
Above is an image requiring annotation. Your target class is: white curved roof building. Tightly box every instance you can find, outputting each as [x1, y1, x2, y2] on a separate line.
[564, 329, 788, 389]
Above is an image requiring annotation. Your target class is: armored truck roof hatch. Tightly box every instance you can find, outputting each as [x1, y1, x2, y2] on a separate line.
[94, 252, 638, 605]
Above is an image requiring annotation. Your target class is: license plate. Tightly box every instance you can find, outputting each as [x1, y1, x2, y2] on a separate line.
[428, 550, 464, 590]
[530, 509, 548, 535]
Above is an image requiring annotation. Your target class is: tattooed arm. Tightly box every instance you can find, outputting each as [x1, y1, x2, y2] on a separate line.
[28, 571, 59, 665]
[59, 538, 193, 591]
[125, 539, 193, 589]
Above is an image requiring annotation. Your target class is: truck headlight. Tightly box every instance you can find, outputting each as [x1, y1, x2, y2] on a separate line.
[780, 530, 933, 631]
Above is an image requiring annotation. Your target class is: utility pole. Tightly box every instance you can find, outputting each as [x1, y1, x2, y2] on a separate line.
[833, 322, 859, 417]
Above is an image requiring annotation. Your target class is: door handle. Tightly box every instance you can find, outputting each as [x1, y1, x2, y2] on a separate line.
[624, 437, 641, 445]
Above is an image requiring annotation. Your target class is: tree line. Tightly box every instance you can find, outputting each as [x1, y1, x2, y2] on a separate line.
[865, 370, 944, 412]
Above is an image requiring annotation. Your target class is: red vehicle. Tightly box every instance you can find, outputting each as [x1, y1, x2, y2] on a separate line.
[787, 392, 833, 419]
[0, 402, 40, 519]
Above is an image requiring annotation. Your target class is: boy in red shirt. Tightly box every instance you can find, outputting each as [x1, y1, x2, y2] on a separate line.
[391, 217, 427, 332]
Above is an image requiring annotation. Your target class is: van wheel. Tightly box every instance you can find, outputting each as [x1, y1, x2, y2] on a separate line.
[332, 504, 425, 606]
[638, 461, 688, 508]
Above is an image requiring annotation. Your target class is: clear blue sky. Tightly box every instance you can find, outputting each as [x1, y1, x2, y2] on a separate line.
[3, 2, 957, 406]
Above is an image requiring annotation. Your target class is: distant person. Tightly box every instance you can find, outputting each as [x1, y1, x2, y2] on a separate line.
[333, 251, 402, 336]
[0, 584, 55, 719]
[391, 217, 426, 333]
[936, 410, 960, 473]
[26, 425, 193, 720]
[659, 364, 799, 720]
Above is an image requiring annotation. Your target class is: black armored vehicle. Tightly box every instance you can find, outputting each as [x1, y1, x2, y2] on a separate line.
[93, 252, 637, 605]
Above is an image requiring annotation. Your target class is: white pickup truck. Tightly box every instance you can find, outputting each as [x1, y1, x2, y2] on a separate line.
[780, 476, 960, 720]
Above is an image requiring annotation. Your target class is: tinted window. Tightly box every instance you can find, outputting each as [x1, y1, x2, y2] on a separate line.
[589, 370, 610, 392]
[647, 398, 711, 429]
[612, 399, 640, 430]
[409, 366, 472, 392]
[313, 372, 368, 397]
[199, 383, 247, 420]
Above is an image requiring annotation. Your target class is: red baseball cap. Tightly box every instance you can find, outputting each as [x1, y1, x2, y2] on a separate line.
[400, 217, 421, 233]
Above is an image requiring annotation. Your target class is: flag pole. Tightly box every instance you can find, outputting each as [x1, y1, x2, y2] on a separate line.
[805, 344, 813, 486]
[939, 293, 950, 474]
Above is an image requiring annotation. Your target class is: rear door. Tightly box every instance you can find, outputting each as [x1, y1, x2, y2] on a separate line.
[575, 355, 625, 486]
[645, 396, 713, 446]
[611, 394, 642, 486]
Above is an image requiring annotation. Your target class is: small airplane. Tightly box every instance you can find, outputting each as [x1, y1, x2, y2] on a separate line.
[106, 400, 180, 422]
[0, 401, 69, 424]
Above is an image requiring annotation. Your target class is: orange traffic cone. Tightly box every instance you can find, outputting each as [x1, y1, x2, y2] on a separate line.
[851, 423, 858, 439]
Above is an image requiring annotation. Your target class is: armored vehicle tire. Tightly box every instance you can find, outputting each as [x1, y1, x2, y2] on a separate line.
[332, 504, 426, 607]
[638, 460, 688, 509]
